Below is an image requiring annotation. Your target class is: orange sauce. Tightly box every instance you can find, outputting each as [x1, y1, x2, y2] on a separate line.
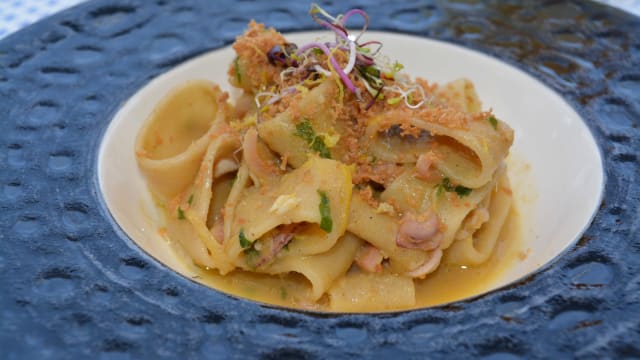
[174, 206, 523, 312]
[414, 207, 522, 307]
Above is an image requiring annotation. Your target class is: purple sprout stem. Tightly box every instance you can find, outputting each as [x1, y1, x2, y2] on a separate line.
[340, 9, 369, 41]
[317, 20, 349, 42]
[297, 42, 357, 94]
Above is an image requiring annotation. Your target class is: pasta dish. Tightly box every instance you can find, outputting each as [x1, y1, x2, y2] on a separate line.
[134, 4, 515, 311]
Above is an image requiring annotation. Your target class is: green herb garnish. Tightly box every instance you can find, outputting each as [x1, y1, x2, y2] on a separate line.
[244, 247, 260, 269]
[233, 56, 241, 84]
[239, 229, 260, 267]
[318, 190, 333, 232]
[177, 207, 186, 220]
[239, 228, 252, 249]
[487, 116, 498, 130]
[280, 287, 288, 300]
[311, 136, 331, 159]
[295, 119, 315, 143]
[454, 185, 472, 197]
[295, 119, 332, 159]
[435, 177, 472, 198]
[187, 194, 194, 206]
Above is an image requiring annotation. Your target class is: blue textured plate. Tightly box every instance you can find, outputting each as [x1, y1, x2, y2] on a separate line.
[1, 1, 638, 358]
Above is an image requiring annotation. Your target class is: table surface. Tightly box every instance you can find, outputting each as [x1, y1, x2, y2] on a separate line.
[1, 0, 639, 39]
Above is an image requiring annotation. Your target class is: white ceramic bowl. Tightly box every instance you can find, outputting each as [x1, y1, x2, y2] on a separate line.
[98, 31, 604, 304]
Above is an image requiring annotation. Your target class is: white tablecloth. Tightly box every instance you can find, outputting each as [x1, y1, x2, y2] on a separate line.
[1, 0, 639, 39]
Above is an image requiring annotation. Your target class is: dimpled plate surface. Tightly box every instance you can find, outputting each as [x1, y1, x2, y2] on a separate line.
[0, 0, 639, 358]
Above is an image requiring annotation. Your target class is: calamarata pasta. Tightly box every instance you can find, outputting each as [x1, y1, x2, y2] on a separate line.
[135, 4, 515, 311]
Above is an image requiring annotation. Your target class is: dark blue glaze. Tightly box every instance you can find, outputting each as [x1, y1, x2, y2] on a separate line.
[0, 0, 639, 358]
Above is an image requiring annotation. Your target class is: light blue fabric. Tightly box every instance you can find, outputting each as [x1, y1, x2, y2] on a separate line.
[0, 0, 639, 39]
[607, 0, 640, 15]
[0, 0, 84, 38]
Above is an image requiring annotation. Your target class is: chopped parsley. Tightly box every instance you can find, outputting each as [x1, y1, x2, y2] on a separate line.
[294, 119, 315, 143]
[294, 119, 331, 159]
[239, 229, 260, 267]
[244, 246, 260, 269]
[487, 116, 498, 130]
[239, 229, 252, 249]
[435, 177, 472, 198]
[453, 184, 472, 197]
[310, 136, 332, 159]
[317, 190, 333, 232]
[233, 56, 241, 84]
[177, 194, 194, 219]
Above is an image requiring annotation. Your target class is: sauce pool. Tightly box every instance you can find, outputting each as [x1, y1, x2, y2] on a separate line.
[414, 206, 523, 307]
[169, 204, 524, 312]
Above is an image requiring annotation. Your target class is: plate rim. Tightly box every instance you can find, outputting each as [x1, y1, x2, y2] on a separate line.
[1, 0, 638, 357]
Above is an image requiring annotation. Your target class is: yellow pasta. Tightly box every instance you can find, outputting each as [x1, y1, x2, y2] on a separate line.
[135, 5, 516, 312]
[267, 232, 362, 301]
[329, 272, 416, 312]
[445, 169, 513, 265]
[135, 81, 232, 200]
[225, 157, 352, 263]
